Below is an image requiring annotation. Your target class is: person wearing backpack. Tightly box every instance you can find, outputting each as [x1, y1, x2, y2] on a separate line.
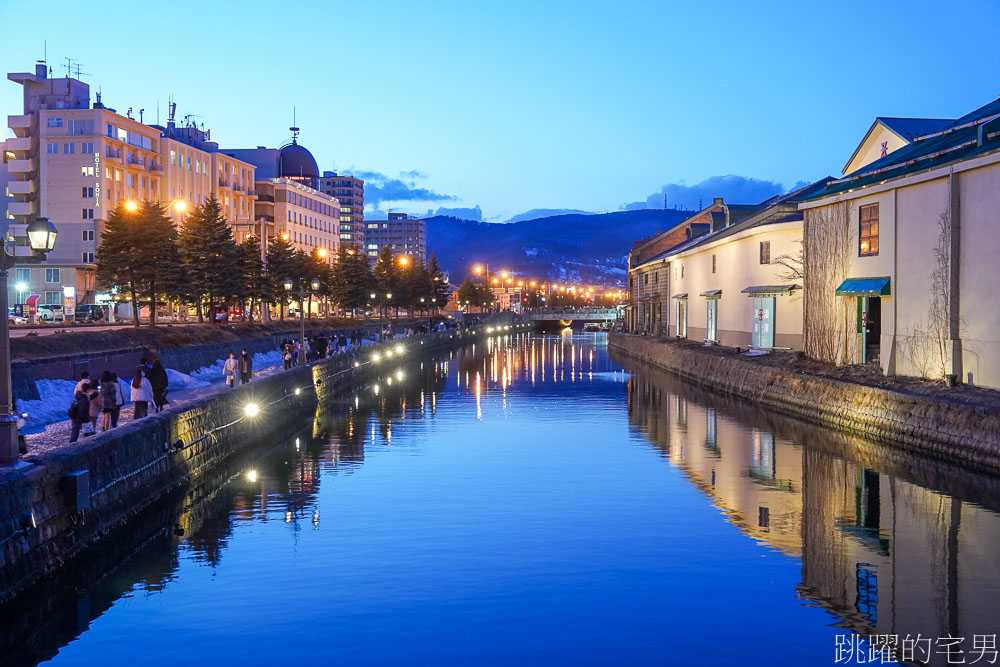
[68, 389, 90, 443]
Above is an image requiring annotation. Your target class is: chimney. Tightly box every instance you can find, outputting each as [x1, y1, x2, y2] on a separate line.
[713, 197, 724, 207]
[35, 62, 47, 78]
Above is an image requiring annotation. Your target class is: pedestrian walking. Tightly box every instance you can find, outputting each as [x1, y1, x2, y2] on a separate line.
[239, 348, 253, 384]
[148, 359, 169, 412]
[337, 333, 347, 352]
[110, 372, 124, 428]
[223, 352, 238, 387]
[86, 380, 101, 436]
[316, 335, 328, 359]
[301, 338, 311, 361]
[283, 344, 293, 370]
[131, 368, 153, 419]
[68, 388, 90, 443]
[99, 371, 117, 431]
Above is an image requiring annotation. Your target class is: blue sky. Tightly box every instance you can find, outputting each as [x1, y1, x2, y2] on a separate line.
[3, 0, 999, 221]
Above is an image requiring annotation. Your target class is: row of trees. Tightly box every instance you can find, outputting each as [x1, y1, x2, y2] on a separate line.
[95, 197, 451, 326]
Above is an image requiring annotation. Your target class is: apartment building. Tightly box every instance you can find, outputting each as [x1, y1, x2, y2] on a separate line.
[254, 177, 340, 260]
[363, 212, 426, 261]
[3, 63, 259, 309]
[5, 64, 164, 307]
[318, 171, 364, 246]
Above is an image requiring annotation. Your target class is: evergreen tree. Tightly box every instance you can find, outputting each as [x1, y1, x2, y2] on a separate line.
[239, 235, 266, 321]
[137, 200, 184, 326]
[457, 278, 480, 311]
[372, 246, 401, 317]
[427, 254, 450, 313]
[95, 202, 144, 327]
[178, 196, 243, 322]
[331, 244, 372, 315]
[403, 260, 432, 314]
[266, 233, 297, 320]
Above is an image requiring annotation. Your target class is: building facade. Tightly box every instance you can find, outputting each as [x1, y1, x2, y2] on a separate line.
[3, 63, 261, 310]
[626, 199, 761, 335]
[801, 98, 1000, 389]
[363, 212, 426, 261]
[318, 172, 364, 246]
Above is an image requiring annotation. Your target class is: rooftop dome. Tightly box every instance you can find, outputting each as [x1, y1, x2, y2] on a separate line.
[278, 140, 320, 188]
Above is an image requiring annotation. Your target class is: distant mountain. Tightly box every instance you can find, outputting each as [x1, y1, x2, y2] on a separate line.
[505, 208, 592, 223]
[425, 209, 694, 285]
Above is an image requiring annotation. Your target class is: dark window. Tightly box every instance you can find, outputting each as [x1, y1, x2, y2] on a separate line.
[759, 241, 771, 264]
[859, 203, 879, 256]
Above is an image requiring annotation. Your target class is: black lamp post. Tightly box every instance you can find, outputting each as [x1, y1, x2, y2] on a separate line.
[284, 277, 321, 365]
[1, 217, 58, 464]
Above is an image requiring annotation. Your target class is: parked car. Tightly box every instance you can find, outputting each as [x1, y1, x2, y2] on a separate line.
[36, 304, 65, 322]
[75, 304, 106, 322]
[8, 312, 26, 326]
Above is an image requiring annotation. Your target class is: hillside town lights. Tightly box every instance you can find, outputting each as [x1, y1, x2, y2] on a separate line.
[1, 217, 58, 464]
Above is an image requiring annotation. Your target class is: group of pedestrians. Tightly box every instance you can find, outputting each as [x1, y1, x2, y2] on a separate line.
[69, 358, 170, 443]
[223, 349, 253, 387]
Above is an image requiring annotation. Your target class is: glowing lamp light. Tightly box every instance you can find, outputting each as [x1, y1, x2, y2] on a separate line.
[396, 370, 404, 380]
[310, 278, 321, 291]
[244, 402, 260, 417]
[294, 388, 302, 395]
[385, 349, 394, 358]
[370, 292, 377, 299]
[283, 279, 294, 292]
[395, 345, 403, 355]
[372, 352, 382, 362]
[317, 247, 328, 259]
[398, 256, 409, 267]
[25, 217, 58, 254]
[354, 361, 360, 367]
[281, 232, 290, 241]
[172, 199, 187, 213]
[124, 199, 139, 212]
[246, 469, 258, 483]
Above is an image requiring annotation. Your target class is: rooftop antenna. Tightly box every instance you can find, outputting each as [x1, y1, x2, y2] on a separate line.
[168, 96, 176, 123]
[290, 106, 300, 143]
[139, 108, 144, 123]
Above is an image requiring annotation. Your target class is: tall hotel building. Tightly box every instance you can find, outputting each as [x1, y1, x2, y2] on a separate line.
[2, 63, 257, 307]
[318, 171, 364, 246]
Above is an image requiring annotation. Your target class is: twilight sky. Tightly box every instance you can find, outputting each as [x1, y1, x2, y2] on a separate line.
[3, 0, 999, 221]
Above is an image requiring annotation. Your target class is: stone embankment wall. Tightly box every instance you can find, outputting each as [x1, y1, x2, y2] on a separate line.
[11, 325, 383, 402]
[608, 334, 1000, 470]
[0, 323, 522, 603]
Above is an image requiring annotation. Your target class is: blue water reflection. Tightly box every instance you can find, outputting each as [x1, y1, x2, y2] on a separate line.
[10, 333, 1000, 666]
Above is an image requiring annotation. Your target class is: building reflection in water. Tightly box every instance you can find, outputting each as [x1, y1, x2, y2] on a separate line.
[624, 361, 1000, 656]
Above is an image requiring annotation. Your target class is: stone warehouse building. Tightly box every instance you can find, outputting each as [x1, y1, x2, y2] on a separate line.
[800, 97, 1000, 389]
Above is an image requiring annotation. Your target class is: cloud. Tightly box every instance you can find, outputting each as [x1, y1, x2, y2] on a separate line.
[399, 169, 426, 180]
[353, 170, 457, 208]
[427, 205, 483, 221]
[625, 175, 791, 211]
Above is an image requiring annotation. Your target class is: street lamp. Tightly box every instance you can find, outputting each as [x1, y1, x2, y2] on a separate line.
[1, 217, 58, 464]
[283, 277, 321, 365]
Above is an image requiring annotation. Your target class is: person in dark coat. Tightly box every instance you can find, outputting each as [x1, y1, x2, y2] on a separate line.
[69, 389, 90, 443]
[239, 349, 253, 384]
[316, 336, 329, 359]
[148, 359, 169, 412]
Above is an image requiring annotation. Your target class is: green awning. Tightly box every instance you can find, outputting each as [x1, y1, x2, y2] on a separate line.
[835, 277, 891, 297]
[700, 289, 722, 299]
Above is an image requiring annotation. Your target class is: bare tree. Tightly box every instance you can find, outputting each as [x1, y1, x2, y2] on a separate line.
[803, 202, 856, 365]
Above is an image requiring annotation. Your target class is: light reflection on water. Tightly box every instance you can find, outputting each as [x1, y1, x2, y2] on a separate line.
[3, 333, 999, 666]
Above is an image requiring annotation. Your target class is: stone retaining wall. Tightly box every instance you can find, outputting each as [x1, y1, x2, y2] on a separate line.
[0, 324, 515, 603]
[608, 334, 1000, 470]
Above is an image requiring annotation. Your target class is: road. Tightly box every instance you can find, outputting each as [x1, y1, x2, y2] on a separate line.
[9, 321, 201, 337]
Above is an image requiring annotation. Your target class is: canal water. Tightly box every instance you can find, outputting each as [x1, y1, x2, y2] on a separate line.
[5, 333, 1000, 665]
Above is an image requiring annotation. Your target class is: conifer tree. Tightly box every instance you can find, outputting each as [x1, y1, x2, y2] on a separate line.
[95, 202, 144, 327]
[265, 233, 297, 320]
[427, 254, 450, 313]
[372, 246, 401, 317]
[137, 200, 185, 326]
[178, 196, 243, 321]
[239, 235, 266, 321]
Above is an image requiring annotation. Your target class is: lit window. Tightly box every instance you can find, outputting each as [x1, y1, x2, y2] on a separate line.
[859, 204, 879, 257]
